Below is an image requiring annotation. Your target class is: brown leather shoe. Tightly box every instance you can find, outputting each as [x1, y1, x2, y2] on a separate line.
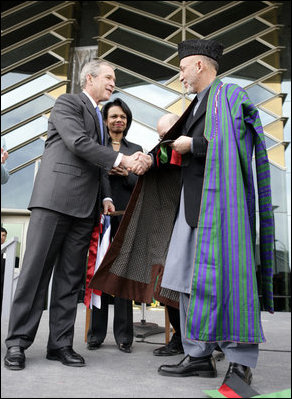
[158, 354, 217, 377]
[4, 346, 25, 370]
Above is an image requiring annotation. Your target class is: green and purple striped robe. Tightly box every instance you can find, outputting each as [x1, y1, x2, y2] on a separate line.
[186, 79, 274, 344]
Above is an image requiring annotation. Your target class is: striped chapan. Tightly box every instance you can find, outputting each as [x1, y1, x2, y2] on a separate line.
[186, 79, 274, 343]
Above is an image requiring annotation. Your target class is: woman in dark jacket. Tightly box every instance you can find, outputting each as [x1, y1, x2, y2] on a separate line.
[87, 98, 143, 353]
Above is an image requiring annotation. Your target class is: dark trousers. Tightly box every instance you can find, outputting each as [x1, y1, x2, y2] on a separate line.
[5, 208, 95, 350]
[87, 293, 133, 346]
[166, 304, 181, 341]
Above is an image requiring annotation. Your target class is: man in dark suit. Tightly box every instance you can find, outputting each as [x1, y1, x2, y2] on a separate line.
[150, 114, 184, 357]
[4, 60, 151, 371]
[87, 98, 142, 354]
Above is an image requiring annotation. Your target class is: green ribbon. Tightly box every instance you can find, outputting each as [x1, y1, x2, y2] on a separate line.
[159, 145, 168, 164]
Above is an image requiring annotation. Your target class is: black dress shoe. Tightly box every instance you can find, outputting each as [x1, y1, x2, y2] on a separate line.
[223, 362, 252, 385]
[153, 337, 184, 356]
[158, 354, 217, 377]
[118, 343, 132, 353]
[4, 346, 25, 370]
[87, 341, 102, 350]
[46, 346, 85, 367]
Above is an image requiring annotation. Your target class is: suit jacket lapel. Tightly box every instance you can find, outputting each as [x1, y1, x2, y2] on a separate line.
[79, 92, 104, 144]
[186, 90, 209, 133]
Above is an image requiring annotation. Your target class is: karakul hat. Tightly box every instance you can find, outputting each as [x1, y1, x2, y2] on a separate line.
[178, 39, 224, 63]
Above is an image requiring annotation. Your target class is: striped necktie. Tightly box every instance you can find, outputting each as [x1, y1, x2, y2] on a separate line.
[95, 106, 104, 145]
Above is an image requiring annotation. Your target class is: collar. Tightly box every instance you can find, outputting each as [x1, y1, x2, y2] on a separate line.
[197, 82, 212, 102]
[83, 90, 98, 109]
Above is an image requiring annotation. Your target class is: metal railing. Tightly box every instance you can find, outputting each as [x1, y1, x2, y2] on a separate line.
[1, 236, 19, 321]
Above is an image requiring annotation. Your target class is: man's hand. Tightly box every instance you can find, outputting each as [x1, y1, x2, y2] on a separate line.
[170, 136, 192, 155]
[135, 152, 152, 172]
[1, 147, 9, 164]
[103, 199, 115, 215]
[109, 166, 129, 176]
[120, 152, 152, 175]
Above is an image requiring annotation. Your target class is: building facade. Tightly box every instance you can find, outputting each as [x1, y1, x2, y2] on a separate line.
[1, 1, 291, 310]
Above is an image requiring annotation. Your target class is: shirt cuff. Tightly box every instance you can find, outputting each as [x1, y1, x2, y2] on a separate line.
[113, 153, 123, 168]
[103, 197, 113, 203]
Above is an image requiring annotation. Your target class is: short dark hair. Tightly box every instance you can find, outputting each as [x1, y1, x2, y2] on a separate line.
[102, 98, 132, 136]
[1, 227, 7, 234]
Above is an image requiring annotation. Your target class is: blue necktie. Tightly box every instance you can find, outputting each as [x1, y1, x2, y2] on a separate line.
[95, 106, 104, 145]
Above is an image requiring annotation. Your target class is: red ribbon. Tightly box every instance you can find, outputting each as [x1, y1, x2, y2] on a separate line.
[84, 224, 102, 309]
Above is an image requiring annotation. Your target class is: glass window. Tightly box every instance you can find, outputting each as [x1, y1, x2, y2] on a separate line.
[221, 76, 253, 88]
[270, 164, 289, 214]
[1, 53, 62, 88]
[107, 8, 177, 39]
[189, 1, 230, 14]
[258, 109, 277, 126]
[1, 2, 26, 13]
[105, 28, 175, 61]
[1, 14, 63, 49]
[2, 34, 62, 69]
[119, 1, 178, 17]
[104, 48, 177, 82]
[282, 85, 291, 143]
[123, 82, 179, 108]
[253, 160, 287, 214]
[219, 41, 271, 75]
[220, 62, 273, 87]
[114, 69, 147, 89]
[2, 74, 61, 111]
[126, 120, 159, 153]
[190, 2, 268, 36]
[246, 84, 275, 105]
[3, 117, 48, 150]
[6, 139, 45, 171]
[1, 1, 62, 31]
[1, 163, 36, 210]
[1, 95, 54, 132]
[114, 68, 179, 107]
[273, 213, 290, 269]
[264, 136, 278, 149]
[1, 71, 30, 91]
[213, 19, 269, 48]
[108, 91, 167, 129]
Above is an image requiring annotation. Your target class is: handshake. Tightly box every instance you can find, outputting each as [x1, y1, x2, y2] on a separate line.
[120, 151, 152, 176]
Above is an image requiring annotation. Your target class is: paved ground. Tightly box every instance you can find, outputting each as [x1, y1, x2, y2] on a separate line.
[1, 305, 291, 398]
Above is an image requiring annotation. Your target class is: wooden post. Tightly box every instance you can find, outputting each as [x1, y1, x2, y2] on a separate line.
[85, 307, 91, 342]
[165, 306, 170, 344]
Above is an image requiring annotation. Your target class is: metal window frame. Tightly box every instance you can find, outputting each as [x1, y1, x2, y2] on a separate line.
[1, 1, 76, 35]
